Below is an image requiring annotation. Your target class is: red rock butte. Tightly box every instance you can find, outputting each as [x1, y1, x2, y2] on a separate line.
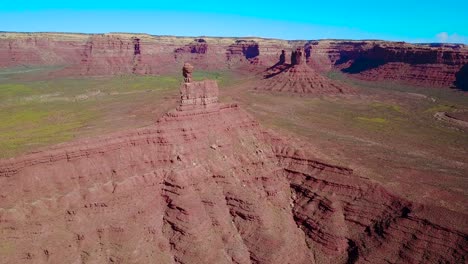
[254, 48, 354, 94]
[0, 68, 466, 263]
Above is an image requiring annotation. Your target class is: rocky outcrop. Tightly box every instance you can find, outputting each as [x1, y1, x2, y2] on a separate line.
[254, 50, 354, 94]
[291, 47, 306, 66]
[173, 39, 211, 69]
[77, 35, 146, 75]
[177, 80, 219, 111]
[1, 73, 466, 263]
[174, 38, 208, 55]
[274, 146, 467, 264]
[434, 110, 468, 130]
[279, 50, 286, 64]
[182, 62, 194, 83]
[226, 40, 261, 66]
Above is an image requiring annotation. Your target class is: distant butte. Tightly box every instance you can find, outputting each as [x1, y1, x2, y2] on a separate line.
[0, 64, 466, 264]
[253, 48, 355, 94]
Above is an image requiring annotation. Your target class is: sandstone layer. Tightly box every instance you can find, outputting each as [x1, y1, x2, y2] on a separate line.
[1, 33, 467, 89]
[307, 41, 468, 89]
[1, 79, 466, 264]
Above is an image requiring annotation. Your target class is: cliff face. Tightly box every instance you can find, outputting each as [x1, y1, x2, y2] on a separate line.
[0, 33, 285, 75]
[0, 33, 86, 67]
[307, 41, 468, 88]
[0, 79, 466, 264]
[0, 33, 467, 89]
[276, 148, 467, 264]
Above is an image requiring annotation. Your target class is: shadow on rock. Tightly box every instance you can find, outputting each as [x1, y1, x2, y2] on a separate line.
[454, 64, 468, 91]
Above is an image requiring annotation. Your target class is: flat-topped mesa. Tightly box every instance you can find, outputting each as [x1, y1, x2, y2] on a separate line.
[176, 63, 219, 111]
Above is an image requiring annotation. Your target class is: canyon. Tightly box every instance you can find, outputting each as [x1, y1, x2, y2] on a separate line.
[1, 32, 467, 90]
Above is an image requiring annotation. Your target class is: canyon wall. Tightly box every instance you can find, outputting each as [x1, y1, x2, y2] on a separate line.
[307, 40, 468, 89]
[1, 32, 467, 89]
[0, 33, 287, 75]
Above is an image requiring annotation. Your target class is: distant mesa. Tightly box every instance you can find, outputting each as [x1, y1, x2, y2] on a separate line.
[175, 38, 208, 55]
[330, 42, 468, 88]
[226, 40, 260, 64]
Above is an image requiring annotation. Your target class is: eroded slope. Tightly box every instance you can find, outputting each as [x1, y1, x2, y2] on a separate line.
[0, 80, 466, 264]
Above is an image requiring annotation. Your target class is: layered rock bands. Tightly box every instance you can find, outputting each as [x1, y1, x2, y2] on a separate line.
[0, 80, 466, 264]
[1, 33, 467, 89]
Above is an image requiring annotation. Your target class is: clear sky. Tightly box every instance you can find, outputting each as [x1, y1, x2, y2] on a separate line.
[1, 0, 467, 43]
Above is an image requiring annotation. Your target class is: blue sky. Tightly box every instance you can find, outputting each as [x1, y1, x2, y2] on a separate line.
[1, 0, 467, 43]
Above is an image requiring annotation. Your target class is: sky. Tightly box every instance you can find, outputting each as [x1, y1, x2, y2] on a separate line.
[1, 0, 467, 43]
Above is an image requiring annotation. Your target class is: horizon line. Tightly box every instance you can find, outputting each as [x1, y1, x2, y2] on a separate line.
[1, 31, 466, 46]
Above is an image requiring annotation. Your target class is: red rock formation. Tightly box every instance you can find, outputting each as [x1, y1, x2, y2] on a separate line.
[182, 62, 194, 83]
[177, 79, 219, 111]
[0, 33, 85, 67]
[1, 33, 467, 87]
[291, 47, 306, 66]
[274, 145, 468, 263]
[0, 74, 466, 264]
[308, 41, 468, 89]
[174, 38, 208, 55]
[226, 40, 260, 63]
[0, 78, 312, 264]
[173, 39, 213, 70]
[77, 34, 142, 75]
[254, 50, 354, 94]
[279, 50, 286, 64]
